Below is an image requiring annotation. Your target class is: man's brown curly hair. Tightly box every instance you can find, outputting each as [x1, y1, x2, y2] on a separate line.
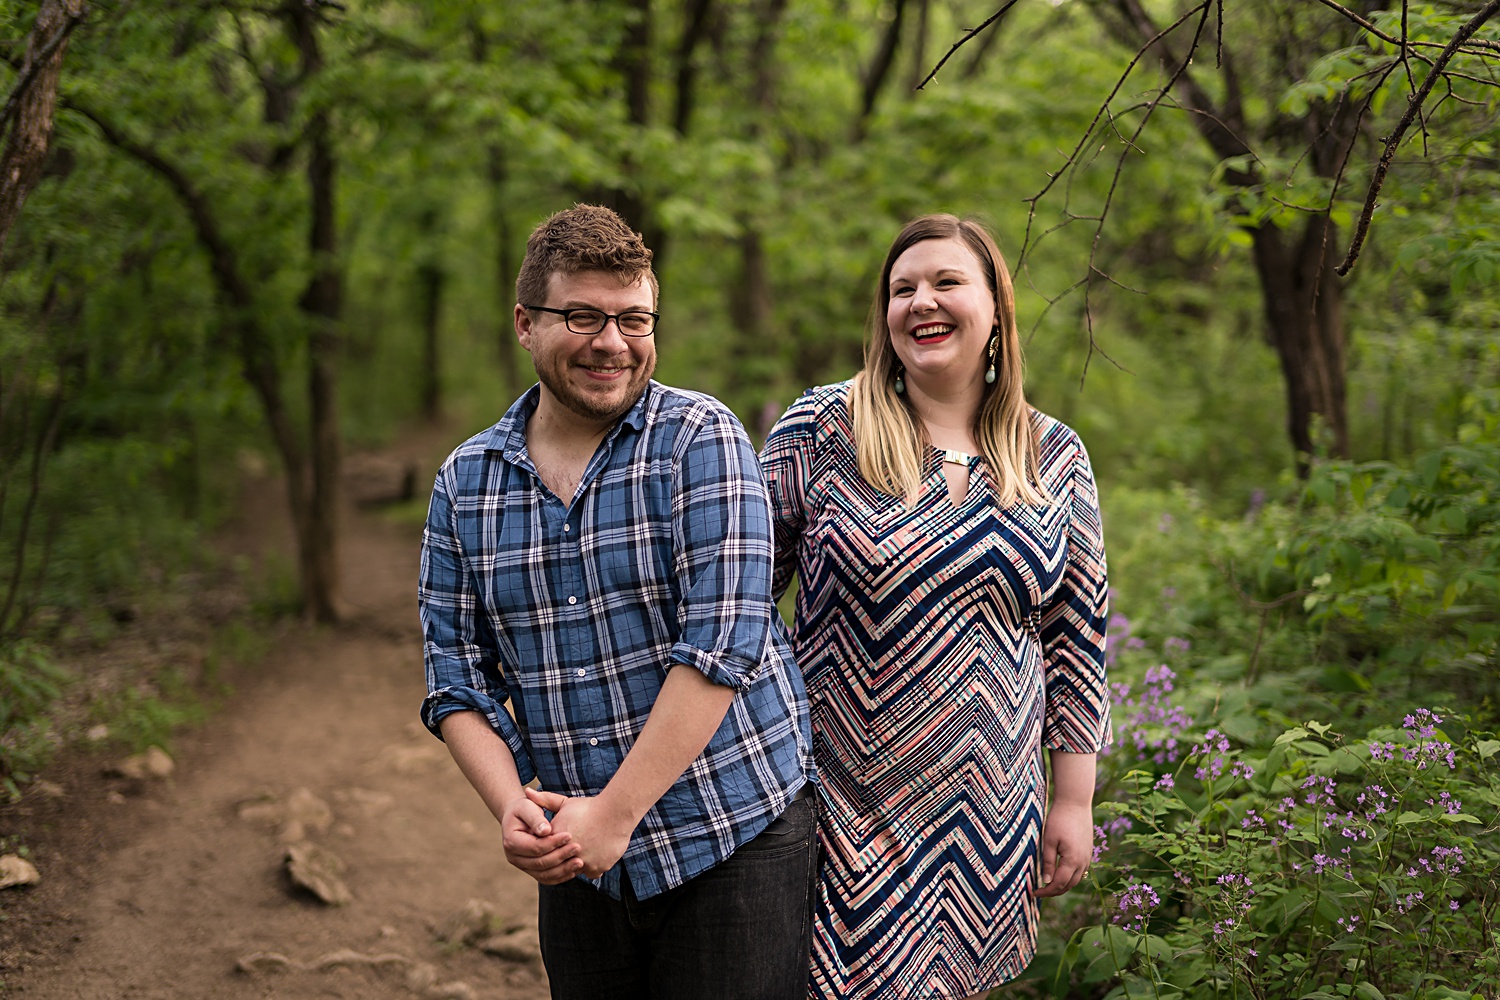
[515, 204, 658, 308]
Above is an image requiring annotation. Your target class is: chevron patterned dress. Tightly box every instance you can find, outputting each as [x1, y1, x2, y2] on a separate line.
[761, 382, 1111, 1000]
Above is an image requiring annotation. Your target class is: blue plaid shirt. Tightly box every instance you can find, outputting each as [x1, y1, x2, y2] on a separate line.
[420, 382, 814, 900]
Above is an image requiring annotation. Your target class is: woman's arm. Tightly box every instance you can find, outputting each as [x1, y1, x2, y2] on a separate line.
[1035, 749, 1096, 897]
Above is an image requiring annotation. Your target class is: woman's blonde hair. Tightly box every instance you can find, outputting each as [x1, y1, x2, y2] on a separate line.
[850, 214, 1050, 507]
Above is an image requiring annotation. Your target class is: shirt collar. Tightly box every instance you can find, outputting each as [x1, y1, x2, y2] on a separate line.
[483, 382, 655, 464]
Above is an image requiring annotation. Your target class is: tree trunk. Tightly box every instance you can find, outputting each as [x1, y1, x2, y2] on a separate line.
[76, 101, 321, 605]
[417, 245, 445, 422]
[726, 0, 787, 403]
[857, 0, 908, 132]
[298, 111, 342, 624]
[587, 0, 663, 259]
[0, 0, 85, 256]
[728, 226, 773, 395]
[1087, 0, 1356, 470]
[487, 145, 524, 399]
[1250, 213, 1349, 470]
[672, 0, 714, 134]
[288, 2, 342, 623]
[904, 0, 930, 95]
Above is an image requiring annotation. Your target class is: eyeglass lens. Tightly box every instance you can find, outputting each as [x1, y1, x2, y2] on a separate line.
[567, 310, 655, 336]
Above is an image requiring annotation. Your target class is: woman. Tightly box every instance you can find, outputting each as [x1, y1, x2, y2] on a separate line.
[761, 214, 1111, 1000]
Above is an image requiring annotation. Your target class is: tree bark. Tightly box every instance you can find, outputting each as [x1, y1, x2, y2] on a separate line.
[416, 209, 445, 422]
[904, 0, 930, 96]
[673, 0, 714, 134]
[857, 0, 908, 131]
[727, 0, 787, 399]
[487, 145, 525, 399]
[728, 226, 773, 394]
[289, 4, 343, 624]
[587, 0, 662, 258]
[0, 0, 86, 257]
[1251, 217, 1349, 469]
[469, 25, 526, 399]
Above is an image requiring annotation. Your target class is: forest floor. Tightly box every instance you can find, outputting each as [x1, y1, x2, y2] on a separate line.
[0, 426, 549, 1000]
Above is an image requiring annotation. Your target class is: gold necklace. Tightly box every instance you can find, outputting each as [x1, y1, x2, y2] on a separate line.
[939, 448, 977, 467]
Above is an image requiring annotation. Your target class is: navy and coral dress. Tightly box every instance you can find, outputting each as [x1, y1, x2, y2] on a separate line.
[761, 382, 1112, 1000]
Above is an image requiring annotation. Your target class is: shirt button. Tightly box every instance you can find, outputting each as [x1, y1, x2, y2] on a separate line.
[563, 524, 571, 533]
[567, 596, 577, 605]
[589, 738, 598, 747]
[576, 668, 585, 678]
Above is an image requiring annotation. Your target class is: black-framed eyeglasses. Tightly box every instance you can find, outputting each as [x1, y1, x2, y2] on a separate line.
[523, 305, 658, 338]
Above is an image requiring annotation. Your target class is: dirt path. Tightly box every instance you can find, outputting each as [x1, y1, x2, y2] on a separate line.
[1, 439, 548, 999]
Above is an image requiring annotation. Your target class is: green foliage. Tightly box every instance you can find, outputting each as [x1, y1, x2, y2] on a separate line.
[0, 641, 69, 797]
[1063, 711, 1500, 999]
[2, 4, 1499, 987]
[1250, 389, 1500, 713]
[87, 666, 208, 756]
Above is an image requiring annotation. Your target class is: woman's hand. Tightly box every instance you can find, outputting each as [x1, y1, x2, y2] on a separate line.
[1035, 799, 1092, 897]
[1034, 749, 1097, 898]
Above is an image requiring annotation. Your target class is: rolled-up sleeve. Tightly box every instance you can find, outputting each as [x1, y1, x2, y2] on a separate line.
[1038, 439, 1113, 753]
[418, 463, 536, 783]
[668, 405, 778, 692]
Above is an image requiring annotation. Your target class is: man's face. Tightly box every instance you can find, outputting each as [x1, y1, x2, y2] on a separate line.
[516, 269, 657, 425]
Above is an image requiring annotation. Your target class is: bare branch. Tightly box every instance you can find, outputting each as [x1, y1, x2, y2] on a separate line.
[1337, 0, 1500, 275]
[1019, 2, 1215, 264]
[916, 0, 1021, 90]
[1309, 0, 1499, 59]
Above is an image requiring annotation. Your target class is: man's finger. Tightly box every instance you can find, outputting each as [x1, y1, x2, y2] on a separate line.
[507, 794, 554, 838]
[507, 844, 586, 883]
[504, 829, 575, 859]
[525, 786, 570, 812]
[511, 841, 582, 871]
[530, 857, 587, 886]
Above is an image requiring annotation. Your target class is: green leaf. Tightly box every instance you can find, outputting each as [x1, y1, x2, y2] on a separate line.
[1357, 983, 1387, 1000]
[1276, 726, 1311, 746]
[1440, 813, 1481, 823]
[1396, 811, 1425, 825]
[1416, 451, 1444, 488]
[1052, 926, 1088, 996]
[1476, 740, 1500, 760]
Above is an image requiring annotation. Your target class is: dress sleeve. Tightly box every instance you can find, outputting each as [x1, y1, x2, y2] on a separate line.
[759, 390, 818, 603]
[418, 461, 536, 783]
[667, 403, 780, 693]
[1037, 436, 1113, 753]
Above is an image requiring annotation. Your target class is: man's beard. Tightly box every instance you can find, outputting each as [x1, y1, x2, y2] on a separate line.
[533, 351, 655, 423]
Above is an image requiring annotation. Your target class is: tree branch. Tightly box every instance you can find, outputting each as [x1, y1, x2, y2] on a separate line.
[916, 0, 1021, 90]
[1337, 0, 1500, 275]
[858, 0, 908, 125]
[0, 8, 83, 137]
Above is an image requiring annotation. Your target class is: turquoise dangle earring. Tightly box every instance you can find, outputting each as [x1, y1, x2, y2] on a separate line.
[894, 363, 906, 395]
[984, 329, 998, 385]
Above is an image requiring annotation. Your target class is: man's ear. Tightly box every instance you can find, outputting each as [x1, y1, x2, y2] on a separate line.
[514, 303, 533, 351]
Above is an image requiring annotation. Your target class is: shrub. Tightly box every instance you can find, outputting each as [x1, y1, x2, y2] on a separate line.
[1062, 704, 1499, 999]
[0, 641, 69, 798]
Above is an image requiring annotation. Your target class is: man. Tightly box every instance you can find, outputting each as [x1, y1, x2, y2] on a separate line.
[419, 204, 816, 1000]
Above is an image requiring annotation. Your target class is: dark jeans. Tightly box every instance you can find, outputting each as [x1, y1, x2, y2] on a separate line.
[537, 792, 818, 1000]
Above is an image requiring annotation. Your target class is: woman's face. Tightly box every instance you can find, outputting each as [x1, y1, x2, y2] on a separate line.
[885, 236, 996, 391]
